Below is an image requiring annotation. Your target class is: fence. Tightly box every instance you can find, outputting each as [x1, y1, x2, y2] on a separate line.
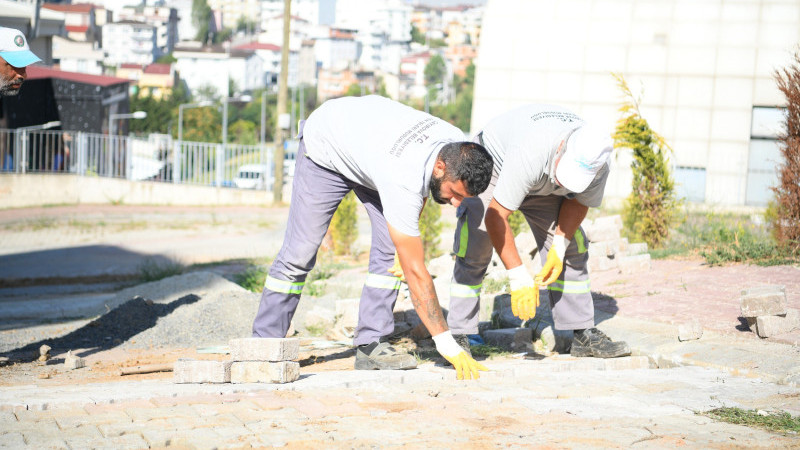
[0, 128, 296, 191]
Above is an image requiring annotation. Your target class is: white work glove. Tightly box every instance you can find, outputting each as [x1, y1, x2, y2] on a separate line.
[432, 331, 488, 380]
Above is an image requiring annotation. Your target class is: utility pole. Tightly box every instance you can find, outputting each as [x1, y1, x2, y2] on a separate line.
[272, 0, 291, 203]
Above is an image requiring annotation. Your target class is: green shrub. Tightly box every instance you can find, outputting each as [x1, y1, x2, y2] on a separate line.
[420, 200, 443, 261]
[612, 73, 681, 249]
[235, 265, 269, 292]
[137, 258, 184, 282]
[508, 211, 529, 236]
[330, 191, 359, 256]
[704, 407, 800, 433]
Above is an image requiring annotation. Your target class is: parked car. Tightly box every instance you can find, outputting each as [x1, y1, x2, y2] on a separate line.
[233, 164, 271, 190]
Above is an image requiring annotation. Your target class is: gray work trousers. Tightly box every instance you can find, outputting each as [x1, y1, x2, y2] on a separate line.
[448, 186, 594, 333]
[251, 141, 400, 346]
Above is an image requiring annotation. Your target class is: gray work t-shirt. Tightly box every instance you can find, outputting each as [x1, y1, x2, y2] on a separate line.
[302, 95, 466, 236]
[479, 104, 609, 210]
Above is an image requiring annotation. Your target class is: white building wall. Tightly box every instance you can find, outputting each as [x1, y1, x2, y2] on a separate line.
[473, 0, 800, 207]
[103, 22, 158, 66]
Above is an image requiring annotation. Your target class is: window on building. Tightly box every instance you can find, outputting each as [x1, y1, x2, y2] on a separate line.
[746, 106, 785, 206]
[673, 166, 706, 203]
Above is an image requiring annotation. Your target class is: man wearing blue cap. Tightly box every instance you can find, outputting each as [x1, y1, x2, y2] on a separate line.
[0, 27, 42, 96]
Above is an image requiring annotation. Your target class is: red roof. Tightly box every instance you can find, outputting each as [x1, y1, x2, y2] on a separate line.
[27, 66, 129, 87]
[65, 25, 90, 33]
[42, 3, 94, 13]
[234, 42, 281, 52]
[144, 63, 171, 74]
[120, 63, 141, 69]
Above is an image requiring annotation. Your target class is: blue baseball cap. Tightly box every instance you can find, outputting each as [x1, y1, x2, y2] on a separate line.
[0, 27, 42, 68]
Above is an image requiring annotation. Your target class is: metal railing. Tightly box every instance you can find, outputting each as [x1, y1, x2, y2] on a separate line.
[0, 128, 293, 191]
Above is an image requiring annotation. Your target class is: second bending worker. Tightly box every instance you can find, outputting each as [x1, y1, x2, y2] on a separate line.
[252, 95, 494, 380]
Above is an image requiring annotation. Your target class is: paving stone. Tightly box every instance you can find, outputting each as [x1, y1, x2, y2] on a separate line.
[229, 337, 299, 362]
[106, 433, 150, 450]
[678, 319, 703, 341]
[335, 298, 360, 329]
[740, 285, 787, 318]
[63, 351, 86, 370]
[0, 432, 25, 448]
[304, 306, 336, 330]
[483, 328, 532, 351]
[21, 432, 69, 449]
[617, 254, 651, 274]
[626, 242, 648, 256]
[755, 309, 800, 338]
[588, 255, 618, 272]
[230, 361, 300, 383]
[124, 404, 199, 422]
[585, 224, 621, 243]
[173, 359, 232, 384]
[97, 421, 149, 438]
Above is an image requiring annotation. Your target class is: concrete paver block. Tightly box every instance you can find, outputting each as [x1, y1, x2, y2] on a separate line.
[484, 328, 532, 351]
[174, 359, 232, 384]
[627, 242, 648, 256]
[229, 338, 299, 362]
[755, 309, 799, 338]
[230, 361, 300, 384]
[63, 351, 86, 370]
[617, 254, 651, 274]
[304, 306, 335, 330]
[588, 255, 618, 272]
[334, 298, 360, 329]
[740, 285, 787, 318]
[678, 319, 703, 341]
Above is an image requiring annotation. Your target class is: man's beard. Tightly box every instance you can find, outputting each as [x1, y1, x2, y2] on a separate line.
[428, 174, 448, 205]
[0, 77, 22, 96]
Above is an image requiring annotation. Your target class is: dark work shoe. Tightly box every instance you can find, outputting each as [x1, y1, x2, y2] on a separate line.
[570, 328, 631, 358]
[453, 334, 472, 357]
[354, 341, 417, 370]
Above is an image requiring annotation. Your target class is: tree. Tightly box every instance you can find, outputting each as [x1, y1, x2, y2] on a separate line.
[410, 24, 426, 45]
[330, 191, 359, 256]
[424, 54, 446, 87]
[178, 106, 221, 142]
[228, 119, 257, 144]
[771, 49, 800, 251]
[192, 0, 212, 43]
[419, 201, 443, 261]
[612, 73, 680, 248]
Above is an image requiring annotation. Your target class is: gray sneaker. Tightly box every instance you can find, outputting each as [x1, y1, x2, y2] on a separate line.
[570, 328, 631, 358]
[354, 341, 417, 370]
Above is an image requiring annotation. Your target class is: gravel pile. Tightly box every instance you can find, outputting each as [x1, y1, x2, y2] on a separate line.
[2, 272, 261, 360]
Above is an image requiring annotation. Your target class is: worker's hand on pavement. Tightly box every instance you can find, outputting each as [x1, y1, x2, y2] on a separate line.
[535, 235, 567, 286]
[387, 253, 405, 282]
[508, 265, 539, 320]
[432, 331, 489, 380]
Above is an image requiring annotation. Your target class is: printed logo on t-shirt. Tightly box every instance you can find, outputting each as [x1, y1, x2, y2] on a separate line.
[530, 111, 581, 123]
[389, 117, 438, 157]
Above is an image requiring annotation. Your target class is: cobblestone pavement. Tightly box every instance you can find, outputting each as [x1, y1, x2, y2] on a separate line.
[2, 359, 799, 448]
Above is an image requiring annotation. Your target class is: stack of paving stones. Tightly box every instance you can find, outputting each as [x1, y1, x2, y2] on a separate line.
[583, 215, 651, 274]
[740, 285, 800, 338]
[174, 338, 299, 384]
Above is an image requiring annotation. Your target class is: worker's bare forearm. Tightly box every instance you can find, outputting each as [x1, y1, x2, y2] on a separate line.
[407, 275, 448, 336]
[555, 198, 589, 238]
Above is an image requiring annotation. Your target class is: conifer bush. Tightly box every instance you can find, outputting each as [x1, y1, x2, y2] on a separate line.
[330, 191, 359, 256]
[419, 200, 443, 261]
[772, 50, 800, 251]
[612, 73, 680, 248]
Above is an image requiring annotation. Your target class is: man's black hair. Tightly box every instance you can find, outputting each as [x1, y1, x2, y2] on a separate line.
[437, 141, 493, 196]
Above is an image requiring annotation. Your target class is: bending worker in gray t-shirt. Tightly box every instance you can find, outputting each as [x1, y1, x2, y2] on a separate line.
[252, 95, 494, 380]
[446, 104, 631, 358]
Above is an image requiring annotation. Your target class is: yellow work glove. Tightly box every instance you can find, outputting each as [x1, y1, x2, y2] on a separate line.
[535, 234, 567, 286]
[508, 265, 539, 321]
[432, 331, 489, 380]
[387, 253, 405, 282]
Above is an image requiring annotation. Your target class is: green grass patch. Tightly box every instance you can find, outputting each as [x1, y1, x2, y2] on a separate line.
[138, 258, 185, 282]
[703, 407, 800, 433]
[482, 277, 508, 294]
[235, 265, 269, 293]
[470, 344, 515, 359]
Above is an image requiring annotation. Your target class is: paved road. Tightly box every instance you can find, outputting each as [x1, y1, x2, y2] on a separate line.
[1, 205, 799, 447]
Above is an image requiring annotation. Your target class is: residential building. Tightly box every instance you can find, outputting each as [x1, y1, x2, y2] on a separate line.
[399, 50, 430, 100]
[312, 27, 359, 71]
[174, 43, 264, 98]
[445, 44, 476, 78]
[259, 14, 312, 51]
[234, 42, 299, 89]
[42, 3, 99, 44]
[52, 36, 104, 75]
[207, 0, 262, 30]
[316, 64, 359, 100]
[103, 21, 159, 66]
[298, 39, 318, 86]
[261, 0, 325, 27]
[333, 0, 412, 73]
[116, 63, 177, 99]
[117, 4, 179, 55]
[473, 0, 800, 207]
